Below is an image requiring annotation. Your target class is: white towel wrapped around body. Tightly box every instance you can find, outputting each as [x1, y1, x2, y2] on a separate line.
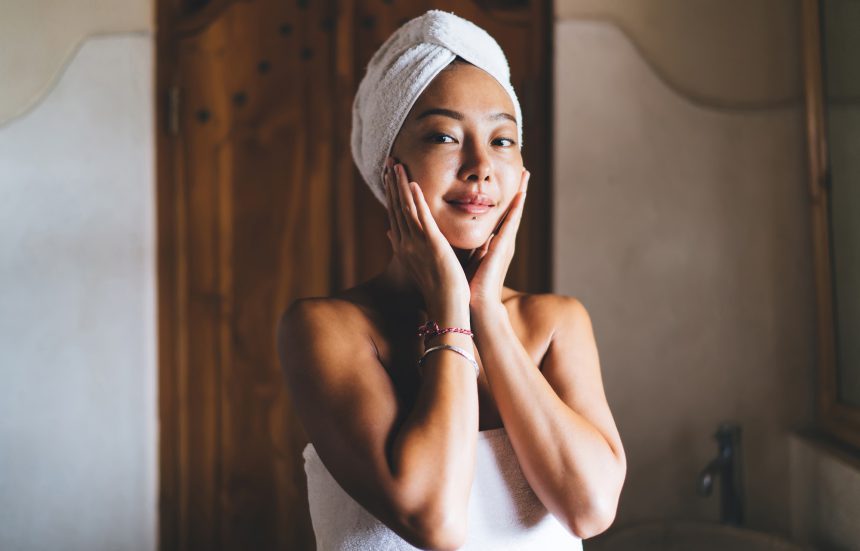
[350, 9, 523, 207]
[303, 428, 583, 550]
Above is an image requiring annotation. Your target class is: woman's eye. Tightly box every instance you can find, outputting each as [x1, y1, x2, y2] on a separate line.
[494, 137, 516, 147]
[431, 134, 456, 144]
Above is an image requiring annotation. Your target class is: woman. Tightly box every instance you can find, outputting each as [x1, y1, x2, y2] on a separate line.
[278, 10, 625, 550]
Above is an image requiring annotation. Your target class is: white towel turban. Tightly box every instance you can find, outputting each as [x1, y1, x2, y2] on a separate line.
[350, 9, 523, 207]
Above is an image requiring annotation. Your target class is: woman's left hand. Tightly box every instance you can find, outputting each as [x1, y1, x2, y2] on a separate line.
[465, 168, 530, 307]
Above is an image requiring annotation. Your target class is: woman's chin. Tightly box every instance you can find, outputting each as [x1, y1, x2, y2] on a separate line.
[435, 209, 499, 250]
[439, 228, 492, 251]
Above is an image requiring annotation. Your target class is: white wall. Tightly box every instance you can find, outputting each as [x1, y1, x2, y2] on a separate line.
[552, 2, 815, 538]
[0, 2, 156, 549]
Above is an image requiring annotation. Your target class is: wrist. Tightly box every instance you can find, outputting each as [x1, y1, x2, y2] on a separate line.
[469, 297, 504, 315]
[424, 332, 474, 350]
[427, 304, 471, 327]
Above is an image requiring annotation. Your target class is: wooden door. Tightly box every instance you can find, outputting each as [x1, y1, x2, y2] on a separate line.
[155, 1, 552, 549]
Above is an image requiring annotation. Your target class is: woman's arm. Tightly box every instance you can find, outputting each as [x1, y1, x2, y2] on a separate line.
[470, 294, 626, 539]
[279, 298, 478, 550]
[281, 156, 487, 549]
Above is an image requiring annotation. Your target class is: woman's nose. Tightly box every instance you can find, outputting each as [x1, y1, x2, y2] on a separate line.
[458, 141, 493, 183]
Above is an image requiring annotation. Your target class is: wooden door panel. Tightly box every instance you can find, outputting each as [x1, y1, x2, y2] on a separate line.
[157, 1, 551, 549]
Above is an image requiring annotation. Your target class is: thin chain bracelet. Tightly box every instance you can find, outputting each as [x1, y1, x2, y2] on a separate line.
[417, 320, 474, 345]
[417, 344, 480, 379]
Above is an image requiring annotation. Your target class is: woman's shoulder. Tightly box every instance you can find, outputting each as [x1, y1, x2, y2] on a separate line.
[278, 279, 395, 350]
[278, 287, 373, 340]
[503, 288, 585, 318]
[276, 292, 383, 383]
[282, 286, 586, 336]
[280, 292, 375, 333]
[502, 289, 590, 343]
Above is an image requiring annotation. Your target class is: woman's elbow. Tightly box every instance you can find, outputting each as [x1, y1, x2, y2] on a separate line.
[398, 502, 468, 550]
[567, 500, 618, 540]
[567, 476, 624, 539]
[406, 521, 467, 551]
[571, 454, 626, 539]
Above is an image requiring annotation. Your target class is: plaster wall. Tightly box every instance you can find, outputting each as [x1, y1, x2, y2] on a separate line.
[554, 0, 800, 106]
[0, 1, 156, 550]
[552, 1, 814, 537]
[0, 0, 151, 124]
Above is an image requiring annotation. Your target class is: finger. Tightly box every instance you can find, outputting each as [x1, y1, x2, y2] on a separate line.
[466, 230, 493, 263]
[482, 233, 495, 254]
[395, 164, 419, 236]
[490, 171, 529, 250]
[467, 232, 493, 266]
[390, 164, 412, 239]
[384, 167, 403, 244]
[390, 164, 412, 238]
[412, 181, 444, 241]
[474, 234, 494, 263]
[383, 166, 396, 233]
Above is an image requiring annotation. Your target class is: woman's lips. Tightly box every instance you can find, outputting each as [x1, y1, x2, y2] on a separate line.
[447, 201, 492, 214]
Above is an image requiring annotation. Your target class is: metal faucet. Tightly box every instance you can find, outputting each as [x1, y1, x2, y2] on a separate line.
[697, 422, 744, 525]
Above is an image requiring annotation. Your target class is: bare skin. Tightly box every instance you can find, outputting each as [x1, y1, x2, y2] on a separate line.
[278, 60, 626, 550]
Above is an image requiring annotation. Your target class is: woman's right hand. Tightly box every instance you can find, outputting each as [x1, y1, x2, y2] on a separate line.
[384, 157, 471, 315]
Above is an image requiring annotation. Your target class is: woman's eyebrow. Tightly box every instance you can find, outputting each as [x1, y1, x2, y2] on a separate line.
[415, 107, 516, 124]
[416, 108, 464, 121]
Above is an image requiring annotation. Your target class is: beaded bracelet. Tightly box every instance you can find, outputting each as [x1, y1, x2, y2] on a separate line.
[416, 320, 474, 344]
[417, 344, 480, 378]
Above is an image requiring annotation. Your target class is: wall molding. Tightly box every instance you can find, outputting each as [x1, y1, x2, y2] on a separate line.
[557, 17, 803, 112]
[0, 30, 152, 128]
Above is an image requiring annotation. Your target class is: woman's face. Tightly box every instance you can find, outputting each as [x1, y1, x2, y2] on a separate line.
[390, 61, 524, 250]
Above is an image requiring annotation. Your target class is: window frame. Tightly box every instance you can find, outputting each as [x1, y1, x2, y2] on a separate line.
[802, 0, 860, 451]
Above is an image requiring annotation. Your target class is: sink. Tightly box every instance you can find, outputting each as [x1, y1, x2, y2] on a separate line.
[586, 520, 814, 551]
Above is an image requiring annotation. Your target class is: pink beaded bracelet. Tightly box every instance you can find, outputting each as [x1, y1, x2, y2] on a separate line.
[416, 320, 474, 343]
